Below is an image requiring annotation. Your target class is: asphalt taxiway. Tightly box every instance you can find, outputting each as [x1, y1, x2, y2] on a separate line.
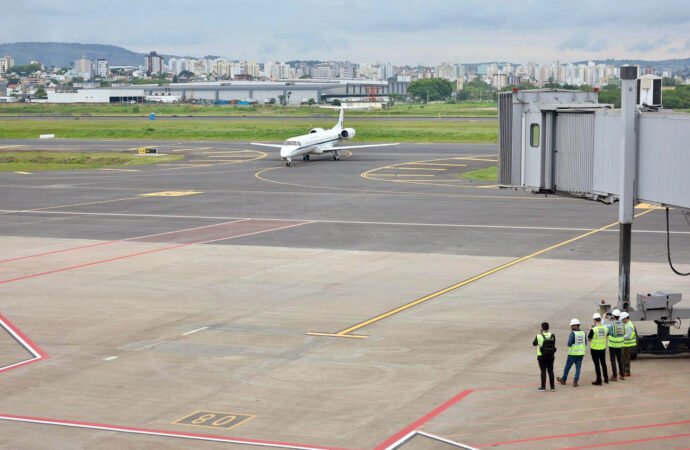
[0, 139, 689, 449]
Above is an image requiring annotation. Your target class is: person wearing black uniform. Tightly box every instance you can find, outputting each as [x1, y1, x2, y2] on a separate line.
[533, 322, 556, 392]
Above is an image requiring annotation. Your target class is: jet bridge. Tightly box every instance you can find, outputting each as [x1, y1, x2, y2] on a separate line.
[498, 70, 690, 356]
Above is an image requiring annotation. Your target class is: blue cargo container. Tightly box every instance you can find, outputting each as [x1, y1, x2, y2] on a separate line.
[214, 100, 230, 105]
[149, 113, 156, 120]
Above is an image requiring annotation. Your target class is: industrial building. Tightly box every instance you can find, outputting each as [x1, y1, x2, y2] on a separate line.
[45, 79, 409, 104]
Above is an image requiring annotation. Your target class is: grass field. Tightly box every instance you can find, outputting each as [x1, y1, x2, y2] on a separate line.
[460, 166, 497, 180]
[0, 102, 498, 118]
[0, 152, 183, 171]
[0, 119, 498, 143]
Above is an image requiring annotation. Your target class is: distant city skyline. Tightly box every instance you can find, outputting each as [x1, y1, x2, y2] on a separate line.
[3, 0, 689, 65]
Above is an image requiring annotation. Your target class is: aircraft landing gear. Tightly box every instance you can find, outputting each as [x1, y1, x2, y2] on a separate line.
[333, 151, 340, 161]
[285, 160, 292, 167]
[302, 154, 310, 161]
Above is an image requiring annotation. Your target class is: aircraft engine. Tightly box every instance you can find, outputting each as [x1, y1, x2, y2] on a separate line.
[340, 128, 356, 139]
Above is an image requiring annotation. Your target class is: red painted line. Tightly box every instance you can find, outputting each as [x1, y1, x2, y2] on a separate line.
[373, 389, 474, 450]
[477, 419, 690, 447]
[0, 221, 312, 285]
[558, 433, 690, 449]
[0, 219, 248, 264]
[0, 313, 48, 373]
[0, 414, 351, 450]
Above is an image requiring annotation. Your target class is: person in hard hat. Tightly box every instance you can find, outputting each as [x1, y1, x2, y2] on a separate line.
[605, 309, 625, 381]
[557, 318, 586, 387]
[588, 313, 609, 385]
[533, 322, 556, 392]
[621, 312, 636, 377]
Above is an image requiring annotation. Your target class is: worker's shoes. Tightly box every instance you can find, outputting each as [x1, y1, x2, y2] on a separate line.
[556, 377, 566, 385]
[592, 381, 602, 386]
[625, 372, 631, 377]
[573, 381, 578, 387]
[620, 375, 625, 380]
[537, 387, 547, 392]
[610, 376, 618, 382]
[604, 379, 609, 384]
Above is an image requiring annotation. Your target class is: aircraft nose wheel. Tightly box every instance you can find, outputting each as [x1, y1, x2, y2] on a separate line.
[286, 161, 292, 167]
[333, 151, 340, 161]
[302, 155, 310, 161]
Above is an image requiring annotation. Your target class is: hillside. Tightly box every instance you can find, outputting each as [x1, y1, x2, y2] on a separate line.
[0, 42, 188, 68]
[573, 58, 690, 71]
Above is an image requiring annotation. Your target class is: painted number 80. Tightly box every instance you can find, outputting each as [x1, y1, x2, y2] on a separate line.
[192, 414, 237, 426]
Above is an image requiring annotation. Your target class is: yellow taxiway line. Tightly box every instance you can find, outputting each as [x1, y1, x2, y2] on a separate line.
[308, 209, 655, 339]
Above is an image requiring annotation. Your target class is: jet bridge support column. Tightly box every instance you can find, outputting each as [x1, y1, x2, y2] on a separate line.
[618, 66, 638, 310]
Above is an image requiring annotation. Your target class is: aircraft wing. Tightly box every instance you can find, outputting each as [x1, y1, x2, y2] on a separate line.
[250, 142, 283, 148]
[325, 143, 400, 151]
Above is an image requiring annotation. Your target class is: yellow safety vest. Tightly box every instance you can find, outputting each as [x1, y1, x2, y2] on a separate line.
[591, 325, 608, 350]
[536, 332, 554, 356]
[568, 330, 586, 356]
[609, 322, 625, 348]
[624, 321, 637, 347]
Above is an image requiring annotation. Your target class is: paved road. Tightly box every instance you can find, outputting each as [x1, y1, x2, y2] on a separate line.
[0, 115, 497, 121]
[0, 139, 687, 262]
[1, 139, 689, 450]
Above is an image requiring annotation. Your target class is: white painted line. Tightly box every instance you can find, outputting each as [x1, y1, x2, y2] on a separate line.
[102, 356, 118, 361]
[416, 431, 478, 449]
[98, 168, 140, 172]
[132, 342, 162, 351]
[0, 145, 25, 149]
[0, 314, 47, 373]
[0, 415, 331, 450]
[0, 209, 686, 234]
[182, 326, 208, 336]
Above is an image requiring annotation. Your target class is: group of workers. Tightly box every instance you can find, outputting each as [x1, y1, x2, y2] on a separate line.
[533, 309, 637, 391]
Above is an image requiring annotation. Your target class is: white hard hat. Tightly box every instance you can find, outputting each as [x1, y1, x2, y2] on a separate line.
[570, 318, 580, 326]
[612, 309, 621, 317]
[621, 312, 630, 319]
[593, 313, 602, 320]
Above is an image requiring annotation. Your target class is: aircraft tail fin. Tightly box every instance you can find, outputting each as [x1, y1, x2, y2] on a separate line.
[319, 105, 372, 130]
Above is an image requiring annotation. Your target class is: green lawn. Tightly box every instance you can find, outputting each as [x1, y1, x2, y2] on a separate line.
[0, 152, 183, 171]
[460, 166, 497, 180]
[0, 119, 498, 143]
[0, 102, 498, 118]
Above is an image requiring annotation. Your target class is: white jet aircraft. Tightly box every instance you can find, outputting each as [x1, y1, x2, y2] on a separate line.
[251, 107, 399, 166]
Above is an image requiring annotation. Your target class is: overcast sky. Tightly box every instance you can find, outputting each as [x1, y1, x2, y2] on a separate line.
[4, 0, 689, 64]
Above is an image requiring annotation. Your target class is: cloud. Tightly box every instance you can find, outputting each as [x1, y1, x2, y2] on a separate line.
[557, 36, 608, 52]
[668, 38, 690, 54]
[627, 36, 671, 52]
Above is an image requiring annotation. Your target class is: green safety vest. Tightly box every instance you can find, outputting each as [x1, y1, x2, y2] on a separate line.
[609, 321, 625, 348]
[624, 321, 637, 347]
[568, 330, 586, 356]
[591, 325, 608, 350]
[536, 332, 554, 356]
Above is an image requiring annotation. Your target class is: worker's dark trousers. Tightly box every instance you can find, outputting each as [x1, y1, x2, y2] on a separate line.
[538, 355, 555, 389]
[622, 346, 635, 375]
[609, 347, 623, 377]
[590, 349, 608, 382]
